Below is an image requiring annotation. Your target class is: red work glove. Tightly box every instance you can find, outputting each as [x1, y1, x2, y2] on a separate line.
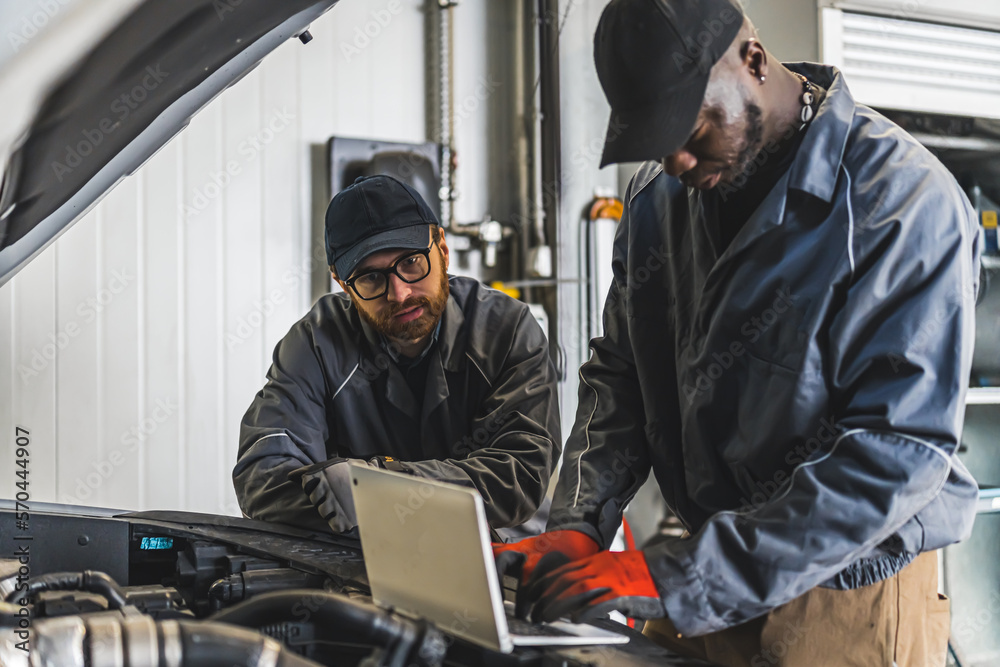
[492, 530, 600, 618]
[524, 550, 664, 623]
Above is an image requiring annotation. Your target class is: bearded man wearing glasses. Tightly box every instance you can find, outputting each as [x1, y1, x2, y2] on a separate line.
[233, 174, 560, 539]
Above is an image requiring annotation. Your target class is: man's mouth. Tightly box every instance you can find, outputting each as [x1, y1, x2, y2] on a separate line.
[394, 305, 424, 323]
[697, 172, 722, 190]
[682, 172, 722, 190]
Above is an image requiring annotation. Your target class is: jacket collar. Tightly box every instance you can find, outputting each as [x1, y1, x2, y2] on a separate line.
[436, 279, 467, 373]
[785, 63, 856, 203]
[379, 319, 442, 365]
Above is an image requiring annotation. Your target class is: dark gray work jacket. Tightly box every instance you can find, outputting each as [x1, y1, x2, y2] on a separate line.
[549, 64, 981, 636]
[234, 276, 560, 533]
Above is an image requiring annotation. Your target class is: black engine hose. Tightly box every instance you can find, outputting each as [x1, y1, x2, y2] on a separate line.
[2, 570, 126, 608]
[209, 589, 446, 666]
[171, 619, 323, 667]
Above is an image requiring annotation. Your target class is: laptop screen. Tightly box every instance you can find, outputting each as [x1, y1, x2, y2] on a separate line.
[350, 464, 510, 650]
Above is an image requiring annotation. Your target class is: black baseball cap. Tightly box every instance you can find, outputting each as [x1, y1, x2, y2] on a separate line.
[325, 174, 439, 279]
[594, 0, 745, 167]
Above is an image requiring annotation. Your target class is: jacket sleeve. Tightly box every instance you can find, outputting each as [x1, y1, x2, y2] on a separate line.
[643, 167, 981, 636]
[395, 307, 562, 529]
[546, 188, 654, 547]
[232, 321, 333, 533]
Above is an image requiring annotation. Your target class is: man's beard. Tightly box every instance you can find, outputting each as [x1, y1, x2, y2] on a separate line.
[719, 102, 765, 188]
[356, 269, 450, 341]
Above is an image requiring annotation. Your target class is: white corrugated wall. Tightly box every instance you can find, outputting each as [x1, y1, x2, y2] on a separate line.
[0, 0, 496, 515]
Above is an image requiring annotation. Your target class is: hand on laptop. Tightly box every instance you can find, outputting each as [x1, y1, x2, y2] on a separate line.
[523, 550, 664, 624]
[493, 530, 599, 617]
[291, 457, 381, 534]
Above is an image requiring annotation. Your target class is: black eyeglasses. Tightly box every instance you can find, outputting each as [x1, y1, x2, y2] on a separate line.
[344, 241, 437, 300]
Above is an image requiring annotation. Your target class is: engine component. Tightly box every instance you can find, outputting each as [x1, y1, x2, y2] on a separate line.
[210, 589, 447, 667]
[2, 570, 126, 609]
[208, 568, 327, 610]
[28, 611, 325, 667]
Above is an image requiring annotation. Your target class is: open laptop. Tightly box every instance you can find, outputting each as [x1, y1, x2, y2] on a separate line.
[349, 463, 630, 653]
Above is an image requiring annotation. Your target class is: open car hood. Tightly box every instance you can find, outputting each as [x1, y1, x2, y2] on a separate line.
[0, 0, 338, 286]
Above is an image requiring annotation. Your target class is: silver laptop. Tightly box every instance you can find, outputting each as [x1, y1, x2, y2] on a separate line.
[349, 463, 630, 653]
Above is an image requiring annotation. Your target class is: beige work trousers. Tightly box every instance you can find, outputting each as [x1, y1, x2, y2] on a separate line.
[643, 551, 950, 667]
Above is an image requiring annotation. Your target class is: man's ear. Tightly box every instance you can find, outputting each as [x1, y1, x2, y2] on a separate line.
[742, 37, 768, 84]
[437, 229, 450, 270]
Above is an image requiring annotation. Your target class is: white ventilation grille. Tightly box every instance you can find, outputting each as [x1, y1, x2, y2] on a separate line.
[821, 8, 1000, 119]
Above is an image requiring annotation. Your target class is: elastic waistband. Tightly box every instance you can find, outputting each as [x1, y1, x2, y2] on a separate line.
[819, 550, 917, 590]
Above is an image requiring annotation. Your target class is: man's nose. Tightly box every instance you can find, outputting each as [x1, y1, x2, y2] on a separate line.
[661, 149, 697, 177]
[386, 273, 412, 302]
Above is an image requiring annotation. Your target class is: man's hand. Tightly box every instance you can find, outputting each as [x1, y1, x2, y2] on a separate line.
[290, 457, 379, 534]
[523, 549, 663, 623]
[493, 530, 600, 618]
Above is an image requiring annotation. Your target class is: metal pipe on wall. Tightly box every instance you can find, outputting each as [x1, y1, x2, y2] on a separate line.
[427, 0, 456, 229]
[425, 0, 561, 348]
[537, 0, 561, 365]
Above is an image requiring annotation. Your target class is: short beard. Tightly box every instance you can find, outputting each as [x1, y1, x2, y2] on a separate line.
[355, 267, 450, 342]
[719, 102, 764, 188]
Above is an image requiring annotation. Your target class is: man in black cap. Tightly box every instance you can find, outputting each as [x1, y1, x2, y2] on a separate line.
[234, 174, 560, 539]
[496, 0, 980, 663]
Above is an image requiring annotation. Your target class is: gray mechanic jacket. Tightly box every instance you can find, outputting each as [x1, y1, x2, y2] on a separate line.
[234, 275, 560, 533]
[548, 64, 981, 636]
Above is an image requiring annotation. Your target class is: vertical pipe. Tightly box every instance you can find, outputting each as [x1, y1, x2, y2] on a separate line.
[439, 1, 455, 228]
[425, 0, 454, 229]
[537, 0, 561, 367]
[522, 0, 541, 304]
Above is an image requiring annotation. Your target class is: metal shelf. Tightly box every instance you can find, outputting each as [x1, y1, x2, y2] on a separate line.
[967, 388, 1000, 405]
[977, 488, 1000, 515]
[982, 255, 1000, 270]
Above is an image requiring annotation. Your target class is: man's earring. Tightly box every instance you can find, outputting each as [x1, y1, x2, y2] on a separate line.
[758, 74, 766, 84]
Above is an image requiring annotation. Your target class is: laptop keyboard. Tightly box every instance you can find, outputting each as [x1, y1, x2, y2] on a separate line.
[506, 615, 574, 637]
